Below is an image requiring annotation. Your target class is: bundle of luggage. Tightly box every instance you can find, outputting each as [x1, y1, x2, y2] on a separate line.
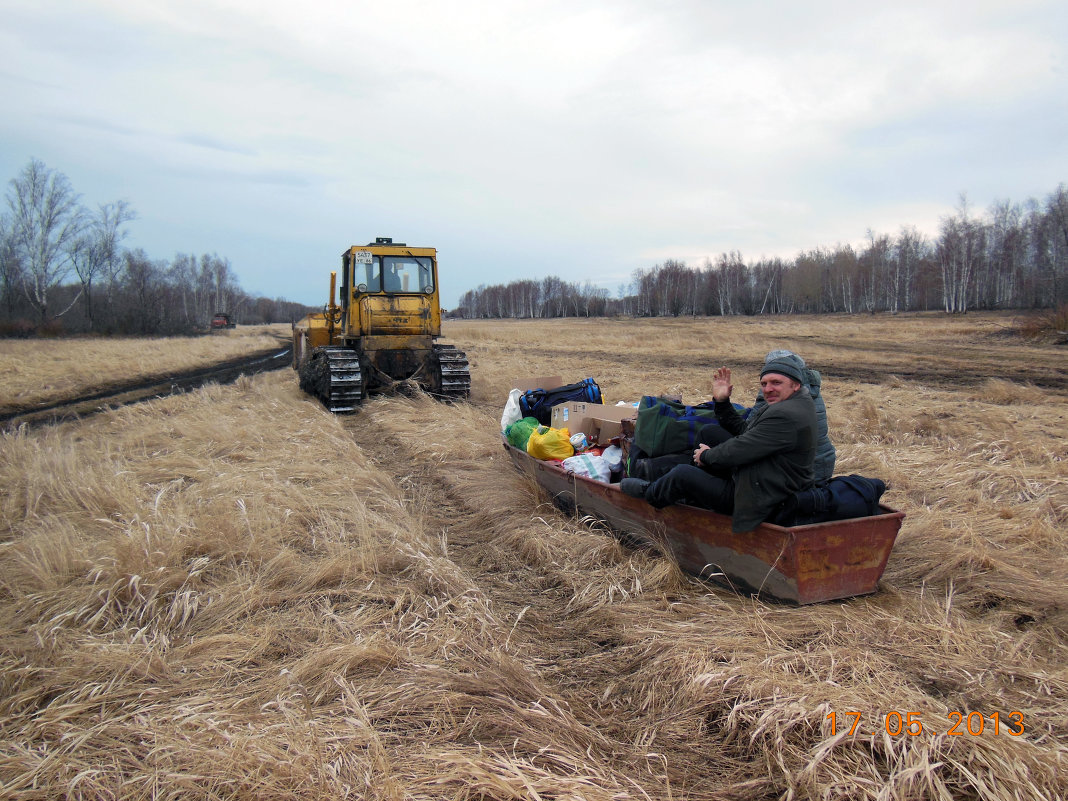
[502, 377, 630, 482]
[501, 377, 887, 524]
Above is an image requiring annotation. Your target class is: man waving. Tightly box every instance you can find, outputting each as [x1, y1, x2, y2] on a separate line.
[621, 358, 818, 533]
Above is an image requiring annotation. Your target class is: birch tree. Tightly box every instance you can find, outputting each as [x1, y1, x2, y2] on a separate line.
[893, 227, 926, 313]
[938, 196, 985, 313]
[5, 159, 87, 323]
[861, 230, 891, 312]
[1044, 184, 1068, 305]
[70, 200, 135, 329]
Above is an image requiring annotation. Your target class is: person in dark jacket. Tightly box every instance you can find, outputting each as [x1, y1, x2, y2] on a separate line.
[631, 348, 835, 484]
[621, 359, 818, 533]
[750, 349, 836, 483]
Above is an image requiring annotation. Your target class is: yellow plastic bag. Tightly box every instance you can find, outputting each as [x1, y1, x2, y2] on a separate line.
[526, 425, 574, 461]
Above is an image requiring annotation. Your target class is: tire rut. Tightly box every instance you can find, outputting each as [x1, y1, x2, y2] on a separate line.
[342, 412, 611, 655]
[1, 345, 293, 431]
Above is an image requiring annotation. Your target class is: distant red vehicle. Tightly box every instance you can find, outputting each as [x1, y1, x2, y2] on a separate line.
[210, 313, 236, 330]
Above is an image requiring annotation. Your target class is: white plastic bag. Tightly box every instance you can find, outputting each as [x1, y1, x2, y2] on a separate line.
[501, 388, 522, 432]
[600, 444, 623, 473]
[561, 453, 612, 483]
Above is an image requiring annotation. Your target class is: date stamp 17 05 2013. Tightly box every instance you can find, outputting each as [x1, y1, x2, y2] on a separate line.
[826, 711, 1024, 738]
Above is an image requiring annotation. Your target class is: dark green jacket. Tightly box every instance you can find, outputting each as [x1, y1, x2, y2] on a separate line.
[750, 361, 836, 482]
[699, 390, 817, 532]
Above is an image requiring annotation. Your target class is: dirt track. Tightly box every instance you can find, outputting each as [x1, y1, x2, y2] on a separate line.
[0, 345, 292, 430]
[345, 413, 629, 679]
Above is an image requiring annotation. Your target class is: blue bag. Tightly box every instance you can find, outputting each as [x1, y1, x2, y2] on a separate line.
[789, 475, 887, 525]
[519, 378, 603, 425]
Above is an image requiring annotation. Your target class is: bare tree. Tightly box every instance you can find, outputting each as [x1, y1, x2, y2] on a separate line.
[1044, 184, 1068, 305]
[69, 200, 136, 329]
[578, 280, 609, 317]
[0, 213, 23, 315]
[714, 252, 746, 315]
[893, 226, 926, 313]
[980, 200, 1026, 309]
[121, 248, 163, 333]
[828, 244, 858, 313]
[516, 279, 541, 318]
[540, 275, 566, 318]
[630, 267, 650, 317]
[5, 159, 87, 324]
[788, 248, 829, 313]
[938, 195, 985, 313]
[861, 230, 891, 312]
[418, 180, 1068, 321]
[752, 258, 787, 314]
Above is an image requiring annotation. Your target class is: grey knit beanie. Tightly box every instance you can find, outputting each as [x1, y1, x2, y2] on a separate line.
[760, 358, 805, 384]
[765, 349, 806, 368]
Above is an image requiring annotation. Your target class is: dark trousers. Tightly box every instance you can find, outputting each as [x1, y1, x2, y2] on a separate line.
[645, 464, 735, 514]
[637, 424, 734, 481]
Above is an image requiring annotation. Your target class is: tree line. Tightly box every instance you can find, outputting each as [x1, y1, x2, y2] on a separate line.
[0, 159, 314, 336]
[455, 186, 1068, 319]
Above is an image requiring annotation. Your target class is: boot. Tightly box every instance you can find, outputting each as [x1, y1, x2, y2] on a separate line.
[620, 477, 650, 499]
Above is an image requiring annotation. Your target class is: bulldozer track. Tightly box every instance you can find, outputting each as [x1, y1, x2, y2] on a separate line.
[431, 343, 472, 400]
[1, 346, 293, 431]
[297, 343, 470, 411]
[298, 347, 365, 413]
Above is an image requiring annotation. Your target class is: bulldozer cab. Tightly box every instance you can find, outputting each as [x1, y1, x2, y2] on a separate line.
[339, 239, 441, 338]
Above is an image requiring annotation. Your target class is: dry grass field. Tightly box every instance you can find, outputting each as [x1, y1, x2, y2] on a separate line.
[1, 313, 1066, 800]
[0, 324, 291, 414]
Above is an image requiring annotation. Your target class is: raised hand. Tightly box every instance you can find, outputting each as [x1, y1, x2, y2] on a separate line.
[712, 366, 733, 401]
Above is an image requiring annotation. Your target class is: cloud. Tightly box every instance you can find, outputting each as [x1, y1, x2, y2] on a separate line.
[175, 134, 257, 156]
[43, 113, 144, 138]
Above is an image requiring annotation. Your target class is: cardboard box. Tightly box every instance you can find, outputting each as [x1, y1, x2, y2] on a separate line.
[588, 415, 626, 443]
[550, 401, 637, 441]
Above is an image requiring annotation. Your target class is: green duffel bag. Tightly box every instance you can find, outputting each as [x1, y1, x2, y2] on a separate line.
[633, 396, 750, 458]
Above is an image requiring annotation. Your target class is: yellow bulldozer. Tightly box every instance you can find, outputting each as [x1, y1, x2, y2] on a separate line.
[292, 237, 470, 412]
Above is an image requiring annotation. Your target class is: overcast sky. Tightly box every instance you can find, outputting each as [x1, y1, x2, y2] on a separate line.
[3, 0, 1066, 309]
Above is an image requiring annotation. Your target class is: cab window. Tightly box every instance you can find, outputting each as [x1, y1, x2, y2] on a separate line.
[351, 254, 434, 294]
[381, 256, 434, 293]
[352, 255, 381, 293]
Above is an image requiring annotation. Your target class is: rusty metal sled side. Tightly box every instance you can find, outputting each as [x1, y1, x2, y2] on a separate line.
[504, 442, 904, 605]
